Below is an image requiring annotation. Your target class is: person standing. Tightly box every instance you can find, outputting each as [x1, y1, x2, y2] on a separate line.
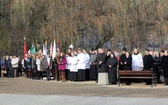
[1, 56, 6, 77]
[143, 49, 154, 84]
[18, 57, 23, 77]
[143, 49, 154, 70]
[40, 55, 48, 79]
[69, 51, 78, 81]
[24, 54, 32, 78]
[153, 51, 162, 83]
[52, 56, 58, 80]
[119, 47, 127, 70]
[161, 50, 168, 85]
[5, 56, 13, 78]
[11, 56, 19, 78]
[77, 48, 86, 81]
[123, 52, 132, 85]
[123, 52, 132, 70]
[107, 53, 118, 84]
[83, 48, 90, 80]
[132, 48, 143, 71]
[36, 55, 41, 79]
[46, 54, 52, 81]
[31, 54, 36, 79]
[65, 53, 71, 81]
[89, 48, 97, 81]
[96, 48, 108, 84]
[58, 53, 67, 82]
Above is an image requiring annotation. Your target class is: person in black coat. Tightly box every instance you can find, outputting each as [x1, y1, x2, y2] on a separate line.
[123, 52, 132, 70]
[24, 54, 32, 78]
[143, 49, 154, 70]
[143, 49, 154, 85]
[119, 47, 127, 70]
[153, 51, 161, 83]
[5, 56, 13, 78]
[161, 50, 168, 85]
[107, 53, 118, 84]
[105, 49, 112, 61]
[52, 56, 58, 80]
[96, 48, 107, 73]
[31, 54, 37, 79]
[122, 52, 132, 85]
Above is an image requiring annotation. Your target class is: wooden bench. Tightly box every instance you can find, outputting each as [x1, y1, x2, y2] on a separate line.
[118, 70, 156, 87]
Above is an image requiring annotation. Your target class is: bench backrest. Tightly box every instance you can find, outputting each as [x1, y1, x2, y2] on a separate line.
[118, 70, 153, 76]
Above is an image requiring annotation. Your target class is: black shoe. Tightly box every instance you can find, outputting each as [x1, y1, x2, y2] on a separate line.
[165, 83, 168, 85]
[126, 83, 131, 85]
[157, 81, 162, 84]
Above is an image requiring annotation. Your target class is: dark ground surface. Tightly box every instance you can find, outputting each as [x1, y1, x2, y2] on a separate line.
[0, 77, 168, 98]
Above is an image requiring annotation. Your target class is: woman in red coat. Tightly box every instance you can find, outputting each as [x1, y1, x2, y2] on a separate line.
[58, 53, 67, 82]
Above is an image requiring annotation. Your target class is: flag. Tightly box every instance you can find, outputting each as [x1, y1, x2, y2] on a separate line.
[24, 41, 27, 54]
[52, 39, 56, 59]
[28, 50, 30, 54]
[58, 40, 60, 51]
[43, 44, 47, 57]
[50, 43, 52, 56]
[30, 45, 36, 54]
[24, 41, 27, 59]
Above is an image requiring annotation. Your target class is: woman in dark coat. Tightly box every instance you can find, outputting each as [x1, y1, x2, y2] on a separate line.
[107, 53, 118, 84]
[153, 51, 161, 83]
[122, 52, 132, 85]
[161, 50, 168, 85]
[123, 52, 132, 70]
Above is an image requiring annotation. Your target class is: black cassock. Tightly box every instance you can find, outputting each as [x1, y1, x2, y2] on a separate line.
[107, 57, 118, 84]
[123, 56, 132, 70]
[153, 56, 161, 82]
[161, 55, 168, 77]
[96, 53, 107, 73]
[119, 54, 126, 70]
[143, 54, 154, 70]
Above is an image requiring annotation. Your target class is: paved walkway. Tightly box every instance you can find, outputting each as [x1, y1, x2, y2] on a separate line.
[1, 78, 168, 105]
[0, 94, 168, 105]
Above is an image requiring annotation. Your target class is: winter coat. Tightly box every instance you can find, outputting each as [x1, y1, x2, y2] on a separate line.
[96, 53, 107, 72]
[123, 57, 132, 70]
[119, 54, 126, 70]
[153, 56, 161, 72]
[58, 57, 67, 70]
[161, 55, 168, 77]
[40, 58, 48, 71]
[143, 54, 154, 70]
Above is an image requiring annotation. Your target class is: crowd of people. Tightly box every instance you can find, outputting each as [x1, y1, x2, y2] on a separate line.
[0, 47, 168, 85]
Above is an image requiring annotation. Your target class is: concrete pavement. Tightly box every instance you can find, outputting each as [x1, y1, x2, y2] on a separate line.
[0, 94, 168, 105]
